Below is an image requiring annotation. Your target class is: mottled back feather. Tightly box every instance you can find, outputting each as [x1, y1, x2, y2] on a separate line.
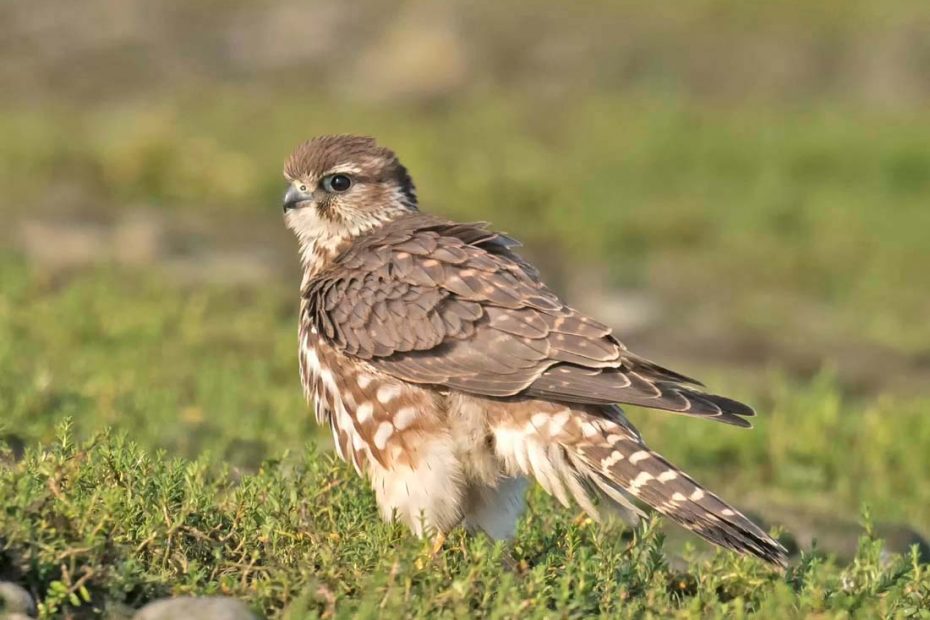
[303, 213, 755, 427]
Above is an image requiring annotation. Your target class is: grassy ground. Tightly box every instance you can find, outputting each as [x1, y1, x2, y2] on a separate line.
[3, 3, 930, 616]
[3, 94, 930, 354]
[2, 23, 930, 610]
[2, 424, 928, 618]
[1, 251, 929, 617]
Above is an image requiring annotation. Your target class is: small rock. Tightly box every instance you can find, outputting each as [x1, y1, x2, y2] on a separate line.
[0, 581, 36, 617]
[133, 597, 258, 620]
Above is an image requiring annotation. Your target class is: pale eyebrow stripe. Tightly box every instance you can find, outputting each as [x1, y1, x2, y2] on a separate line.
[323, 164, 364, 175]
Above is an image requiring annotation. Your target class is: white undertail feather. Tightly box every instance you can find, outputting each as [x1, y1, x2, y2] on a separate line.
[492, 410, 642, 525]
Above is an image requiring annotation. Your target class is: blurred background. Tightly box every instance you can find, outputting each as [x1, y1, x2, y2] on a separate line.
[1, 0, 929, 558]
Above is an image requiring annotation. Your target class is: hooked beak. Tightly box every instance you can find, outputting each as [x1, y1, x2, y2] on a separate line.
[283, 185, 313, 212]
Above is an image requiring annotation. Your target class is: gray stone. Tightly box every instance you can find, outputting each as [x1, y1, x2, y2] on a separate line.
[0, 581, 36, 617]
[133, 596, 258, 620]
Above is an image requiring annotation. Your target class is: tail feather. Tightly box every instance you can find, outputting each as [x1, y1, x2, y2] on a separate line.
[573, 431, 787, 567]
[491, 402, 785, 566]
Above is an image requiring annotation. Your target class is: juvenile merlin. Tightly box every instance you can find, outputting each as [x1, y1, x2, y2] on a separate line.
[282, 135, 786, 566]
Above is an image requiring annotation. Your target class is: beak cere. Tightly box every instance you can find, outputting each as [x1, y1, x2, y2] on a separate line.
[283, 185, 312, 211]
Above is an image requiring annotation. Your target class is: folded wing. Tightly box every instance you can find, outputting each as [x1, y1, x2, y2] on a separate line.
[305, 214, 754, 427]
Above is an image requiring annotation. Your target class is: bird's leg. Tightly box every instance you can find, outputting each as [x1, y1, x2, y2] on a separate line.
[415, 530, 450, 569]
[429, 531, 447, 556]
[428, 513, 465, 558]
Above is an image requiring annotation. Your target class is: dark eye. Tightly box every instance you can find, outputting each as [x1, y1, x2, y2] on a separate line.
[323, 174, 352, 193]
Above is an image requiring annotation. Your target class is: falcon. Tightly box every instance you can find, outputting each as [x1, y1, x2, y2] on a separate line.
[282, 135, 786, 566]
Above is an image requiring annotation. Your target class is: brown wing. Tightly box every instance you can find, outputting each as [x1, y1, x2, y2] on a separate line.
[305, 214, 754, 427]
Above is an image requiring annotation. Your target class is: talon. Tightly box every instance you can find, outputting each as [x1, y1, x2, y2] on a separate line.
[430, 531, 447, 556]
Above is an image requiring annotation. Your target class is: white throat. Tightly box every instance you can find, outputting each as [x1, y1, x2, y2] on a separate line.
[286, 201, 414, 279]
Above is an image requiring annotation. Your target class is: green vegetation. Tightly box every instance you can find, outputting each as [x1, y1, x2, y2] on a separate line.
[2, 2, 930, 615]
[3, 96, 930, 354]
[1, 422, 929, 618]
[1, 255, 928, 617]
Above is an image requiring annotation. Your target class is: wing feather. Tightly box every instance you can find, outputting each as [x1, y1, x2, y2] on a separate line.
[304, 214, 754, 425]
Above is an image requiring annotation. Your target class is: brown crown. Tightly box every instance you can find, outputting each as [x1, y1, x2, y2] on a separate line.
[284, 135, 417, 204]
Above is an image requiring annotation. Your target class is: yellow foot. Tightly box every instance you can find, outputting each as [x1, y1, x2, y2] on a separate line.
[415, 532, 448, 570]
[430, 531, 447, 556]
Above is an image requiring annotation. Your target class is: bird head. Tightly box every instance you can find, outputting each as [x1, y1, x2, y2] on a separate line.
[282, 135, 417, 251]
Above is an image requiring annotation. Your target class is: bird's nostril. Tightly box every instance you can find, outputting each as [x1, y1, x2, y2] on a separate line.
[283, 185, 310, 210]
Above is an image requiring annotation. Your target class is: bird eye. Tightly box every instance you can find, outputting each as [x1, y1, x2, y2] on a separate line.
[299, 184, 307, 192]
[323, 174, 352, 193]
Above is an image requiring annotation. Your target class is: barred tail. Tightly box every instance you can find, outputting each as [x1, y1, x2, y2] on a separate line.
[570, 431, 787, 567]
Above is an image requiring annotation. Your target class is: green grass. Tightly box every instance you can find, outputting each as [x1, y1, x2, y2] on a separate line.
[1, 424, 928, 618]
[1, 258, 928, 617]
[3, 3, 930, 615]
[2, 95, 930, 353]
[2, 76, 930, 619]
